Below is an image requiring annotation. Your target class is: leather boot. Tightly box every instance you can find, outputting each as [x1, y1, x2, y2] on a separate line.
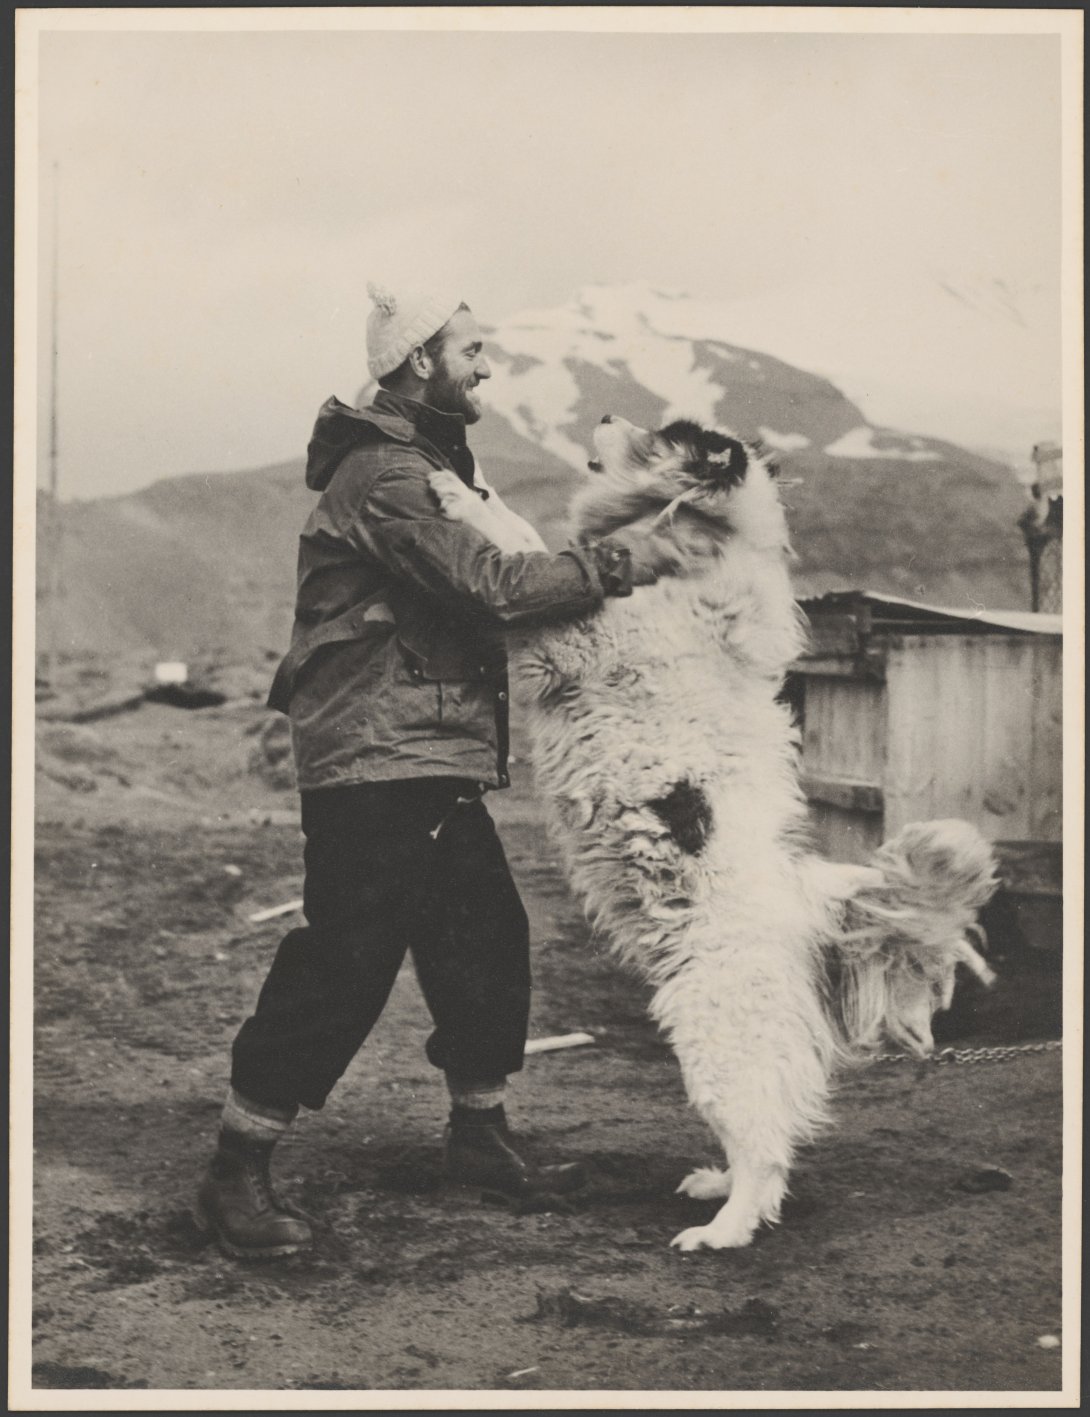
[194, 1129, 312, 1260]
[444, 1106, 587, 1198]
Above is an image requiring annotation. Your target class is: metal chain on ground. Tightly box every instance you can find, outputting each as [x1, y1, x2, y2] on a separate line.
[871, 1040, 1063, 1066]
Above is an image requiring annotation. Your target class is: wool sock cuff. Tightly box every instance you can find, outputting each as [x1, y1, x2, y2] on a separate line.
[449, 1102, 507, 1131]
[221, 1087, 297, 1144]
[444, 1074, 507, 1112]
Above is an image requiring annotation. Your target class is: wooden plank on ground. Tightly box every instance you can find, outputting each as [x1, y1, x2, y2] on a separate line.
[524, 1032, 596, 1056]
[38, 692, 146, 724]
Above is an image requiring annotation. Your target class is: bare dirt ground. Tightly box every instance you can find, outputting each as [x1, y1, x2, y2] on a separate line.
[27, 686, 1065, 1396]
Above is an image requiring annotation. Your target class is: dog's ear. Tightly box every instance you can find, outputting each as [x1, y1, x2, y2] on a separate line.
[700, 433, 748, 489]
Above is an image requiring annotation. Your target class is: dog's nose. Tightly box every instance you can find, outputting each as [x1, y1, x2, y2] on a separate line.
[600, 415, 613, 424]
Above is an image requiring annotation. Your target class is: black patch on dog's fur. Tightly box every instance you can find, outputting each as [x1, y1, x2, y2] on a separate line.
[648, 780, 713, 855]
[659, 418, 707, 448]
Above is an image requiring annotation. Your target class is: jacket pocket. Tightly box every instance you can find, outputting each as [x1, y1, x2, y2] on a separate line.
[433, 678, 493, 738]
[387, 634, 442, 730]
[396, 626, 486, 685]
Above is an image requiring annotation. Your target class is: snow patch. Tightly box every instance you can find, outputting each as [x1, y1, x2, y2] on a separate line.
[699, 340, 740, 363]
[758, 427, 811, 452]
[825, 426, 941, 462]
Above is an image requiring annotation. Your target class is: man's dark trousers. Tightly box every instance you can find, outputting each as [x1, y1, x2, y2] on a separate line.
[231, 778, 531, 1111]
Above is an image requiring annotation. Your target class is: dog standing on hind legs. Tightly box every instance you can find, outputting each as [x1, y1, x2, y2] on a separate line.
[429, 413, 998, 1251]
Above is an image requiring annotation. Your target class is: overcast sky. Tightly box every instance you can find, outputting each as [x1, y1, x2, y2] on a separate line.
[30, 18, 1067, 500]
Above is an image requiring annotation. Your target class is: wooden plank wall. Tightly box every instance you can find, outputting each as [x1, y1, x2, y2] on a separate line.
[884, 635, 1062, 842]
[800, 676, 887, 862]
[802, 677, 887, 783]
[1026, 638, 1063, 840]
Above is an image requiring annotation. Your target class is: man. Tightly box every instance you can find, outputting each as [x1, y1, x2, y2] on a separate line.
[196, 284, 676, 1259]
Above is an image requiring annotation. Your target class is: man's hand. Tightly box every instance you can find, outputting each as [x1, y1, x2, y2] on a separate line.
[596, 524, 683, 588]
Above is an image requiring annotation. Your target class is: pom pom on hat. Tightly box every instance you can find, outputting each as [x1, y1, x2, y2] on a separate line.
[366, 282, 462, 380]
[367, 282, 399, 317]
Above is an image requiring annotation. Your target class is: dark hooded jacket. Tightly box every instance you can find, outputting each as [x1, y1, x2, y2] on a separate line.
[282, 388, 611, 791]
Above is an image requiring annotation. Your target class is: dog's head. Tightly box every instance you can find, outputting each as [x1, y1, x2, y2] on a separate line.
[570, 415, 791, 559]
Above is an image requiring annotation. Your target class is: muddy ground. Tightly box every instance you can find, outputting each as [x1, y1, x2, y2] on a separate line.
[26, 684, 1066, 1396]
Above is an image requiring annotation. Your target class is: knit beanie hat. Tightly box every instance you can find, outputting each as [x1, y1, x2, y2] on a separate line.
[366, 282, 463, 380]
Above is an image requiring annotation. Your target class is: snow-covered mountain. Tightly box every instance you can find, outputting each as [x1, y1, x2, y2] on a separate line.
[479, 279, 1059, 475]
[43, 283, 1038, 663]
[463, 282, 1032, 610]
[479, 282, 945, 473]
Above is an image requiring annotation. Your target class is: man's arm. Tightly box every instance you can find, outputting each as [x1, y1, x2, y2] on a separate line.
[344, 458, 629, 628]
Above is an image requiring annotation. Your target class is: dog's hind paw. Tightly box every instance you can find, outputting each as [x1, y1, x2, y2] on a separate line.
[670, 1220, 753, 1252]
[676, 1167, 732, 1200]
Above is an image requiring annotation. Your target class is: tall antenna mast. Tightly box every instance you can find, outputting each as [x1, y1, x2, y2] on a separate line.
[45, 160, 61, 686]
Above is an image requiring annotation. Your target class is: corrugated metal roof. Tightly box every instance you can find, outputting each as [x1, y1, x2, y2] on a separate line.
[799, 589, 1062, 636]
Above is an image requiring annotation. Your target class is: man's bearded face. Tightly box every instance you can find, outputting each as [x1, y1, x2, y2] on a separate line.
[424, 309, 491, 425]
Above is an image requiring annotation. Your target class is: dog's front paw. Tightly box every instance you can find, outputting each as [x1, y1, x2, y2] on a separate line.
[676, 1167, 732, 1201]
[671, 1221, 753, 1252]
[428, 468, 471, 516]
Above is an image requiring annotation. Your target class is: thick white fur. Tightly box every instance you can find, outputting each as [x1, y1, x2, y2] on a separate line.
[429, 419, 997, 1251]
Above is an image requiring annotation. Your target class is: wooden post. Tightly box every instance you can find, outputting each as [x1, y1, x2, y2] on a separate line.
[1019, 442, 1063, 614]
[45, 161, 62, 686]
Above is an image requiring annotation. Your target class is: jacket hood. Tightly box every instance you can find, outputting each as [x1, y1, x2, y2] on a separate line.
[305, 396, 415, 491]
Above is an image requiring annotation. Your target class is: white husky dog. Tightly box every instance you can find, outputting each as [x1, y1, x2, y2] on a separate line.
[430, 415, 997, 1251]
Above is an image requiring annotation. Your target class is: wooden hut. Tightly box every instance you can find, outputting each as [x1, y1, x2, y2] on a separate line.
[788, 591, 1062, 936]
